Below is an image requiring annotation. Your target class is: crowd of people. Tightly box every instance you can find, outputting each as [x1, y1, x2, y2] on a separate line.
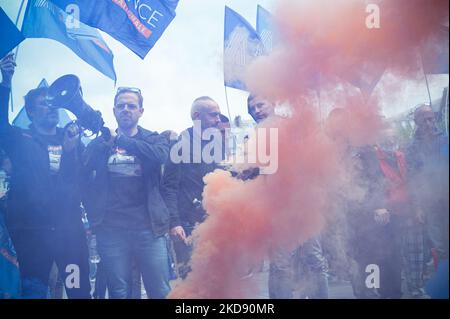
[0, 52, 448, 299]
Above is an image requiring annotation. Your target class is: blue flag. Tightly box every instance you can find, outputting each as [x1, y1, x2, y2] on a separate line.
[22, 0, 116, 81]
[49, 0, 179, 59]
[0, 8, 25, 59]
[256, 5, 276, 54]
[224, 6, 264, 91]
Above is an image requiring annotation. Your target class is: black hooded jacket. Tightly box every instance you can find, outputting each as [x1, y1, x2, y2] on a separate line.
[0, 84, 84, 231]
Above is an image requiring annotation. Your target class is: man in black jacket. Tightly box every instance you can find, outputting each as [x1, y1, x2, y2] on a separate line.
[82, 87, 181, 298]
[162, 96, 224, 278]
[0, 53, 90, 298]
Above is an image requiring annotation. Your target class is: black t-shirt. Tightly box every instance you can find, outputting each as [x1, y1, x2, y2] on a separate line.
[104, 133, 151, 230]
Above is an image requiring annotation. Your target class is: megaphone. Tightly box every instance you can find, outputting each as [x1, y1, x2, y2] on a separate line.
[46, 74, 105, 134]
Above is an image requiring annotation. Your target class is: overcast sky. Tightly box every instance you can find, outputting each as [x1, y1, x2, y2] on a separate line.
[1, 0, 448, 133]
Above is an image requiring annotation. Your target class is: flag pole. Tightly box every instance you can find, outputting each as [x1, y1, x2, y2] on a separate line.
[15, 0, 26, 27]
[10, 0, 26, 113]
[224, 85, 233, 123]
[419, 50, 433, 107]
[13, 0, 26, 62]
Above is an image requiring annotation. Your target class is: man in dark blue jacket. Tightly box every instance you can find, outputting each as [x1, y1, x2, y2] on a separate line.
[82, 87, 181, 299]
[0, 53, 90, 298]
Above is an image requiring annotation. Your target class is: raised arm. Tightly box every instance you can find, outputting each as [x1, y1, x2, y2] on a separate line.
[0, 53, 15, 134]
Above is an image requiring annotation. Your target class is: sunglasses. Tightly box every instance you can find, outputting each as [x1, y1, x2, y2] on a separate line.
[116, 87, 142, 95]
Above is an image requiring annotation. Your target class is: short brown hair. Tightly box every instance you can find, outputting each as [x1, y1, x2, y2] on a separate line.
[24, 87, 48, 115]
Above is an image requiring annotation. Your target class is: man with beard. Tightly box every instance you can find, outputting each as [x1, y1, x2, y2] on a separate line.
[0, 53, 90, 298]
[82, 87, 180, 298]
[162, 96, 225, 279]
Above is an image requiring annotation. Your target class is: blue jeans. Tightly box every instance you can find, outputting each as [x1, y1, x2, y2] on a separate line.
[96, 226, 171, 299]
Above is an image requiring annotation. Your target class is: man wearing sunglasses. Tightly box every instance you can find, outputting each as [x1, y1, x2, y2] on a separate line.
[83, 87, 179, 299]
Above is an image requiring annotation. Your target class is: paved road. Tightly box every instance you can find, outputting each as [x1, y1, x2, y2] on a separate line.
[165, 265, 356, 299]
[248, 268, 355, 299]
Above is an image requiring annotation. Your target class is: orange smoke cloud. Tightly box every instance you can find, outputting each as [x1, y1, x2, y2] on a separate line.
[247, 0, 448, 100]
[170, 110, 346, 298]
[170, 0, 448, 298]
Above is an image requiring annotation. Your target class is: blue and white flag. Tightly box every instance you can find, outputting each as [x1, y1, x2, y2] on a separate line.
[49, 0, 179, 59]
[22, 0, 117, 81]
[224, 6, 264, 91]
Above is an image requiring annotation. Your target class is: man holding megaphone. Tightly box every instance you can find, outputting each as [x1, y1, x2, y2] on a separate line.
[0, 53, 91, 299]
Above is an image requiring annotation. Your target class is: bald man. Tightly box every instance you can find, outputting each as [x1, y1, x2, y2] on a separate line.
[163, 96, 225, 278]
[190, 96, 222, 130]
